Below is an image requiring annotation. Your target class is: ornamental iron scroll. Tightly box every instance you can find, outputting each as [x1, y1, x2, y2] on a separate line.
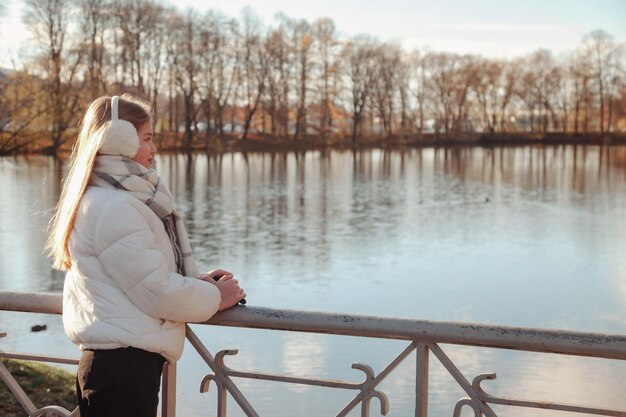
[187, 325, 394, 417]
[467, 373, 626, 417]
[429, 345, 626, 417]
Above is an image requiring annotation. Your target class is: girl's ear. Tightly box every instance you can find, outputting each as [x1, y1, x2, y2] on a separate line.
[99, 119, 139, 157]
[98, 96, 139, 158]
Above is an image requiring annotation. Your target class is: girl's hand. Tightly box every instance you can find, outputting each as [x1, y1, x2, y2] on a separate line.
[213, 275, 246, 311]
[199, 268, 233, 282]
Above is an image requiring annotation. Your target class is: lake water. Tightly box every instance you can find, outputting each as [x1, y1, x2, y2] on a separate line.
[1, 145, 625, 416]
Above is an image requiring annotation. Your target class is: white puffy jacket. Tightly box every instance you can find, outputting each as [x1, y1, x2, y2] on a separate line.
[62, 186, 221, 363]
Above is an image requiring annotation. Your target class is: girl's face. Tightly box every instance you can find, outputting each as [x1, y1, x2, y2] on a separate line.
[133, 122, 157, 169]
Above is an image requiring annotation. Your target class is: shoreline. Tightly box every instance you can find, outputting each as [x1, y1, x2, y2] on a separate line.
[159, 132, 626, 154]
[2, 133, 626, 157]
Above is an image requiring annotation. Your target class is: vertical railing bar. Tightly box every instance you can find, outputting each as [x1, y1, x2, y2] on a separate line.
[217, 382, 228, 417]
[361, 397, 370, 417]
[429, 343, 498, 417]
[336, 341, 418, 417]
[186, 325, 260, 417]
[0, 360, 37, 414]
[415, 342, 429, 417]
[161, 361, 177, 417]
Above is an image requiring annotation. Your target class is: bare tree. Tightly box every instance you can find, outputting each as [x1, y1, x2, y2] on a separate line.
[513, 51, 560, 133]
[473, 59, 499, 133]
[515, 57, 539, 133]
[521, 50, 560, 133]
[197, 12, 240, 139]
[425, 52, 476, 138]
[497, 62, 519, 132]
[582, 30, 622, 133]
[453, 56, 480, 135]
[196, 14, 219, 142]
[75, 0, 112, 97]
[271, 13, 294, 137]
[396, 53, 412, 134]
[617, 83, 626, 131]
[215, 16, 241, 137]
[0, 70, 48, 154]
[343, 36, 376, 143]
[167, 11, 200, 150]
[291, 19, 313, 140]
[112, 0, 164, 95]
[371, 43, 401, 136]
[238, 7, 269, 140]
[313, 17, 338, 135]
[265, 25, 287, 137]
[544, 65, 566, 132]
[472, 59, 519, 133]
[602, 39, 625, 132]
[143, 5, 169, 118]
[409, 50, 428, 137]
[23, 0, 83, 154]
[567, 50, 591, 134]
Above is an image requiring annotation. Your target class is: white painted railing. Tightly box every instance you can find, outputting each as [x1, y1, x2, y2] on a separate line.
[1, 291, 626, 417]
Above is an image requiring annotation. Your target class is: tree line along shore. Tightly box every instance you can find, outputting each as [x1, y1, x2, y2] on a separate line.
[4, 130, 626, 157]
[0, 2, 625, 156]
[151, 132, 626, 155]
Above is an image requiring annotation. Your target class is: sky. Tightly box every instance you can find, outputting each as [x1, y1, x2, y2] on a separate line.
[0, 0, 625, 68]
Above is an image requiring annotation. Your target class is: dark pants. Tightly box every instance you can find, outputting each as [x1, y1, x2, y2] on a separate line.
[76, 347, 166, 417]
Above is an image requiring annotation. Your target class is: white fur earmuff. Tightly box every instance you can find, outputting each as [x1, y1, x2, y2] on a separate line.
[98, 96, 139, 158]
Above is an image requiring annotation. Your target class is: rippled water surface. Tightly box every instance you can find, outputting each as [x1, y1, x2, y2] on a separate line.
[1, 146, 625, 416]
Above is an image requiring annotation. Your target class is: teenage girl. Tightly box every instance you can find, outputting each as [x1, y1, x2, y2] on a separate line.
[47, 94, 245, 416]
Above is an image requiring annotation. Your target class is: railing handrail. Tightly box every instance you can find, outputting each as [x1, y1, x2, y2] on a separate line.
[1, 290, 625, 360]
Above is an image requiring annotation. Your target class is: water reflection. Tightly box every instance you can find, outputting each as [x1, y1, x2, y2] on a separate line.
[0, 156, 65, 292]
[1, 145, 625, 416]
[281, 333, 328, 393]
[149, 147, 626, 326]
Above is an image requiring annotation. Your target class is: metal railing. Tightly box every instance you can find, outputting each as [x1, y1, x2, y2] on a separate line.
[1, 290, 626, 417]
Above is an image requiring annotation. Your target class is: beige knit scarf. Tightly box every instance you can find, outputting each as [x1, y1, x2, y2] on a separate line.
[90, 155, 199, 277]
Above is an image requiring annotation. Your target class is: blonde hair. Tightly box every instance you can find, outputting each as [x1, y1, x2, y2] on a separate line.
[46, 94, 152, 271]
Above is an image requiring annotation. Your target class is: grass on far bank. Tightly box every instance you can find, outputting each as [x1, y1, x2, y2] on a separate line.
[0, 359, 76, 416]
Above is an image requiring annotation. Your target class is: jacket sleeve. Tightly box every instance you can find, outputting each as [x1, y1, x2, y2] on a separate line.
[93, 198, 221, 323]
